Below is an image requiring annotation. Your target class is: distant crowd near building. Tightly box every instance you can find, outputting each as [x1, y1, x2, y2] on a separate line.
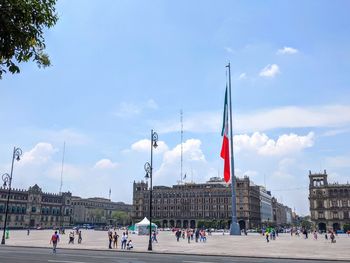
[309, 170, 350, 232]
[0, 184, 131, 229]
[132, 176, 293, 230]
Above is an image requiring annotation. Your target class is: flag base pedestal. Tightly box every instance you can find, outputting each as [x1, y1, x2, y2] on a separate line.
[230, 222, 241, 235]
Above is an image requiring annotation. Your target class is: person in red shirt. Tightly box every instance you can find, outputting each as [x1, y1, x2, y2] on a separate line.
[50, 231, 60, 253]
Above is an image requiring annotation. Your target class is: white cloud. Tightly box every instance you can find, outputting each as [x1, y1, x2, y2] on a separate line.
[238, 73, 247, 80]
[277, 46, 299, 55]
[259, 64, 280, 78]
[20, 143, 57, 165]
[237, 105, 350, 132]
[163, 139, 205, 163]
[94, 159, 118, 169]
[131, 139, 168, 154]
[233, 132, 314, 156]
[156, 105, 350, 134]
[322, 128, 350, 137]
[155, 139, 207, 181]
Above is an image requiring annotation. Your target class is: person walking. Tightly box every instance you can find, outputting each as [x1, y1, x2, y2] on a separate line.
[113, 232, 119, 248]
[271, 229, 276, 240]
[108, 231, 113, 249]
[202, 230, 207, 242]
[313, 231, 318, 240]
[152, 230, 158, 243]
[50, 231, 60, 253]
[175, 229, 181, 242]
[199, 229, 204, 242]
[195, 228, 199, 243]
[265, 231, 270, 243]
[186, 229, 191, 244]
[68, 232, 75, 244]
[78, 231, 82, 244]
[121, 232, 127, 249]
[330, 232, 336, 243]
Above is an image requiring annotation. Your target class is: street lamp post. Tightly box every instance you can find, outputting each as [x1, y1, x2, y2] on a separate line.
[1, 147, 22, 245]
[144, 129, 158, 251]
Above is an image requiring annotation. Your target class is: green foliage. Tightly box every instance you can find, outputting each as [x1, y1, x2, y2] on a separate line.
[300, 218, 313, 230]
[111, 211, 130, 226]
[197, 220, 228, 229]
[152, 220, 161, 227]
[0, 0, 58, 78]
[90, 208, 104, 220]
[343, 223, 350, 232]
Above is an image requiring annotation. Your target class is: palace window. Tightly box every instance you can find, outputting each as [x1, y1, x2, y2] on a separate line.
[318, 211, 325, 219]
[333, 211, 338, 219]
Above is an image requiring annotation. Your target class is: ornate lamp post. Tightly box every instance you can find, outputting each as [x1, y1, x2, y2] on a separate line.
[144, 129, 158, 251]
[1, 147, 22, 245]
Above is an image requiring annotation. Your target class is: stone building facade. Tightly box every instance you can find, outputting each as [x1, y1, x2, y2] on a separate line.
[71, 197, 132, 225]
[0, 184, 72, 229]
[132, 176, 261, 229]
[259, 186, 273, 224]
[309, 170, 350, 231]
[272, 197, 291, 226]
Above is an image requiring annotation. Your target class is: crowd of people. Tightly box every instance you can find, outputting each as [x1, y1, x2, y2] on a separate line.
[47, 225, 345, 254]
[262, 227, 339, 244]
[108, 230, 133, 250]
[174, 228, 208, 243]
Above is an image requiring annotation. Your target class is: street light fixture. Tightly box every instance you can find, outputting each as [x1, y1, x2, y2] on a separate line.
[144, 129, 158, 251]
[1, 147, 22, 245]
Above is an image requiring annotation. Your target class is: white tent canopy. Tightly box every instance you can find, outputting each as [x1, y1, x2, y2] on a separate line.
[136, 217, 153, 226]
[135, 217, 157, 235]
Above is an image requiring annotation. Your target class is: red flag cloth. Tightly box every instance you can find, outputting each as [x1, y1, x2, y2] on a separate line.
[220, 86, 230, 183]
[221, 134, 230, 183]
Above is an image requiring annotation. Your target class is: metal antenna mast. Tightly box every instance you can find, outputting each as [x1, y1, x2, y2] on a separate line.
[59, 141, 66, 194]
[180, 109, 183, 184]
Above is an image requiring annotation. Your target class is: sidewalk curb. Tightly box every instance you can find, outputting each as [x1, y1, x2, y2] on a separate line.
[1, 244, 349, 262]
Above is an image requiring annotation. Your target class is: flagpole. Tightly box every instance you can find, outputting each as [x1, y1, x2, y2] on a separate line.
[226, 62, 241, 235]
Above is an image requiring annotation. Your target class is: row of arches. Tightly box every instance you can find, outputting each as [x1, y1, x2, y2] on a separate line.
[318, 222, 341, 231]
[162, 219, 197, 229]
[159, 219, 248, 230]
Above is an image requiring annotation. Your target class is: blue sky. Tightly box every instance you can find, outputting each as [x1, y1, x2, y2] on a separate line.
[1, 0, 350, 215]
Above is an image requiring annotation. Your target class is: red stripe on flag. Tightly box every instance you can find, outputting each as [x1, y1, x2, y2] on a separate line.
[221, 134, 230, 183]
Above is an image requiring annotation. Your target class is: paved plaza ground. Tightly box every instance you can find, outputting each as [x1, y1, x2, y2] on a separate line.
[3, 229, 350, 261]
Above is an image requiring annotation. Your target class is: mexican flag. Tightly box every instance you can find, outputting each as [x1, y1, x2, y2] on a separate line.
[220, 86, 230, 183]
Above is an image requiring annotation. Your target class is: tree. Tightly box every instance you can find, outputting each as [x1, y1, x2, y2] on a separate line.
[300, 216, 313, 230]
[343, 223, 350, 232]
[0, 0, 58, 78]
[111, 211, 130, 226]
[89, 208, 104, 223]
